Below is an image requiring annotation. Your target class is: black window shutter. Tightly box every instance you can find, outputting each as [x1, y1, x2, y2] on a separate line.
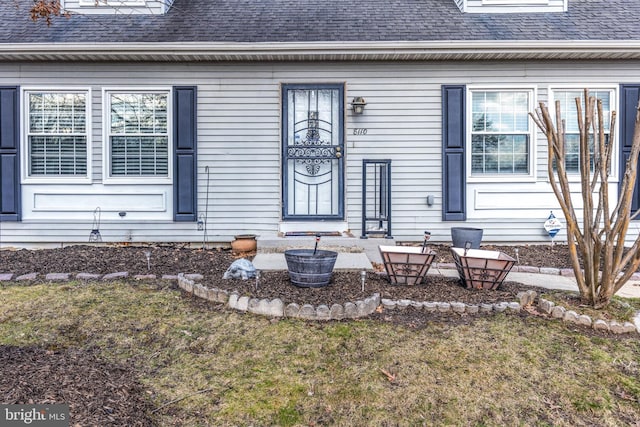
[442, 85, 466, 221]
[0, 87, 20, 222]
[173, 86, 197, 222]
[620, 85, 640, 213]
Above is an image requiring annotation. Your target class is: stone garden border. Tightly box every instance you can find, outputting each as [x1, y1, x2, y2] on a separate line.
[177, 274, 380, 320]
[0, 269, 637, 335]
[177, 274, 639, 335]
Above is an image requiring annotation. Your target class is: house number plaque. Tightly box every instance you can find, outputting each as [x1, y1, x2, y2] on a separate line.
[353, 128, 368, 135]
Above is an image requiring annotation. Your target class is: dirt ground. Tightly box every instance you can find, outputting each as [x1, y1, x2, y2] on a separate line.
[0, 242, 617, 426]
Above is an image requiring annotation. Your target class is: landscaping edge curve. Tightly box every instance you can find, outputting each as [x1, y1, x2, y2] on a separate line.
[177, 274, 639, 335]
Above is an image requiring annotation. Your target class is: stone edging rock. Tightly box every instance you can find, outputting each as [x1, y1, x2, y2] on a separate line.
[537, 297, 638, 334]
[379, 290, 537, 315]
[177, 274, 379, 320]
[0, 272, 204, 282]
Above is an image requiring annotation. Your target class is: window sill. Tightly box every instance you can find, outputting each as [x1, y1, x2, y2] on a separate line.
[467, 175, 536, 184]
[22, 177, 92, 185]
[102, 177, 172, 185]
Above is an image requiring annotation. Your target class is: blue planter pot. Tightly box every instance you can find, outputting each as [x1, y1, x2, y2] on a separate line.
[451, 227, 483, 249]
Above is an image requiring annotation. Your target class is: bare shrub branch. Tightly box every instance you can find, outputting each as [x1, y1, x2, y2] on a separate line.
[531, 89, 640, 308]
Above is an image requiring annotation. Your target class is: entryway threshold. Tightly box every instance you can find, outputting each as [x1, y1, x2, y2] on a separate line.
[284, 231, 343, 237]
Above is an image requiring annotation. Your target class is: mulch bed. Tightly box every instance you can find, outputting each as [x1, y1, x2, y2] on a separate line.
[0, 346, 156, 426]
[0, 242, 574, 278]
[0, 243, 567, 306]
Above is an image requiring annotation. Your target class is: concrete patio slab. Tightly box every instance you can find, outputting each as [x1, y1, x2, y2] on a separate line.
[252, 252, 373, 271]
[254, 236, 640, 299]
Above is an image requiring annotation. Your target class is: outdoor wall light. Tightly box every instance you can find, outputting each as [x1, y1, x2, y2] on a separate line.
[350, 97, 367, 114]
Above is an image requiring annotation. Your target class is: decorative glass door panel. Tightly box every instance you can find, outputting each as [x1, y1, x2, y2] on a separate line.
[283, 85, 344, 219]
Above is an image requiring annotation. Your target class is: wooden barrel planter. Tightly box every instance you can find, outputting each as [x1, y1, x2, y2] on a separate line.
[379, 245, 436, 285]
[284, 249, 338, 288]
[450, 247, 515, 290]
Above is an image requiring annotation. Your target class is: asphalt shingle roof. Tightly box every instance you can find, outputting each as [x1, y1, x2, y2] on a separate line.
[1, 0, 639, 44]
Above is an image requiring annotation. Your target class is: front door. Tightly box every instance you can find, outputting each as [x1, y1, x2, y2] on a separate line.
[282, 84, 344, 220]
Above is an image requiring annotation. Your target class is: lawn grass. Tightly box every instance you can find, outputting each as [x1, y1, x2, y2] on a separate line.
[1, 281, 639, 426]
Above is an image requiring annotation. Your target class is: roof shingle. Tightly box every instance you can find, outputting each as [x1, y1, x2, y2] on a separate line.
[2, 0, 639, 44]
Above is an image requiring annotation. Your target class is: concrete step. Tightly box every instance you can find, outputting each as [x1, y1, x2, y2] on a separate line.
[256, 234, 396, 264]
[252, 252, 373, 271]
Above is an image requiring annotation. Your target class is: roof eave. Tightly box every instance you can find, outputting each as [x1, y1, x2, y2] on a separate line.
[2, 40, 640, 61]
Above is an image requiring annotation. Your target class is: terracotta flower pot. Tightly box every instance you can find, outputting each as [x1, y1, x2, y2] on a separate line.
[230, 234, 257, 253]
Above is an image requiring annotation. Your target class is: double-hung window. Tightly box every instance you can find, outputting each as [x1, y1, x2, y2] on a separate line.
[552, 88, 614, 173]
[469, 89, 533, 176]
[105, 90, 170, 181]
[25, 90, 89, 180]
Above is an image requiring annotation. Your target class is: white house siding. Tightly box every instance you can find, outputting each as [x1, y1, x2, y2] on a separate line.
[0, 60, 638, 246]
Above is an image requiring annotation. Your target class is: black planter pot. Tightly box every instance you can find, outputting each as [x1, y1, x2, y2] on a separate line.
[284, 249, 338, 288]
[451, 227, 483, 249]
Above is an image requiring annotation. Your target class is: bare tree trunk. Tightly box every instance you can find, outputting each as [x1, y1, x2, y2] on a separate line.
[530, 89, 640, 308]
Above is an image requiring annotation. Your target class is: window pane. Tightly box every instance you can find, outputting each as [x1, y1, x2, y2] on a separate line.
[513, 135, 528, 153]
[499, 153, 514, 173]
[471, 154, 484, 173]
[472, 113, 485, 131]
[111, 93, 168, 134]
[471, 93, 484, 115]
[110, 136, 169, 177]
[485, 112, 500, 132]
[485, 91, 499, 107]
[592, 90, 611, 130]
[29, 136, 86, 176]
[484, 154, 498, 173]
[111, 94, 126, 133]
[513, 154, 528, 173]
[485, 135, 498, 153]
[470, 90, 530, 175]
[498, 135, 513, 153]
[109, 92, 169, 177]
[514, 110, 529, 132]
[27, 92, 87, 177]
[553, 90, 611, 172]
[565, 154, 579, 172]
[471, 136, 484, 153]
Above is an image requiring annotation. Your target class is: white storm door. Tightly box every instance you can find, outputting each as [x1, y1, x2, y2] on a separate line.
[282, 84, 344, 220]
